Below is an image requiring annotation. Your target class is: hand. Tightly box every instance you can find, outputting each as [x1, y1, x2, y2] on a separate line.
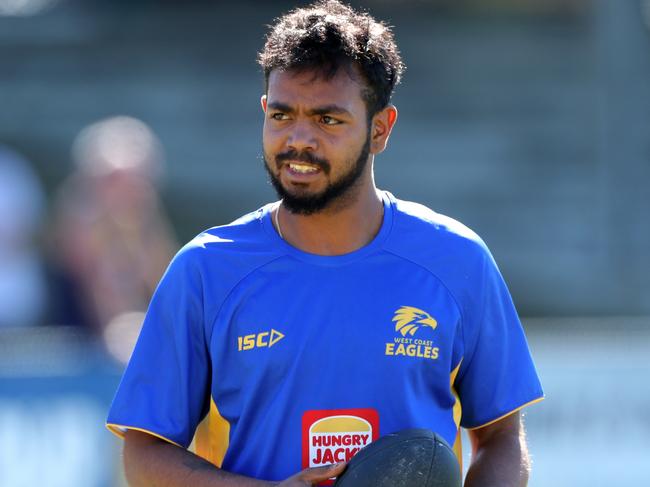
[276, 463, 347, 486]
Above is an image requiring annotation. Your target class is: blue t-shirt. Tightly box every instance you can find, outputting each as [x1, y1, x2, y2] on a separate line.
[107, 191, 543, 481]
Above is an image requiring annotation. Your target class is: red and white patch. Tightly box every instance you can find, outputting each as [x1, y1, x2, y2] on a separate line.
[302, 408, 379, 485]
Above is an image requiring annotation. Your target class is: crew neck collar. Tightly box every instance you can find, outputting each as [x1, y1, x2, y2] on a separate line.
[260, 191, 395, 266]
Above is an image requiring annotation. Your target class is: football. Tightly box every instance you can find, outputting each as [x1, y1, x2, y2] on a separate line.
[332, 428, 461, 487]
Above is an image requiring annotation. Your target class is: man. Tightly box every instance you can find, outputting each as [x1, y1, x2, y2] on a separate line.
[107, 2, 543, 486]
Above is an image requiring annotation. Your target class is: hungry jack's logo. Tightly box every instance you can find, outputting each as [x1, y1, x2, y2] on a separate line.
[385, 306, 440, 360]
[302, 408, 379, 485]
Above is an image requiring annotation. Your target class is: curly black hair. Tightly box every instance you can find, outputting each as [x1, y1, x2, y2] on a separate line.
[258, 0, 405, 118]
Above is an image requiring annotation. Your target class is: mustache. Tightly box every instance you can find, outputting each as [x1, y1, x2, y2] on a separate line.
[275, 150, 330, 173]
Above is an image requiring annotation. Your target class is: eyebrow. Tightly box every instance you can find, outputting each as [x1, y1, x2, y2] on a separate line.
[267, 102, 352, 117]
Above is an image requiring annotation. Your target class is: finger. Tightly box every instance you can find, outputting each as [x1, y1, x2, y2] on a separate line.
[299, 462, 347, 482]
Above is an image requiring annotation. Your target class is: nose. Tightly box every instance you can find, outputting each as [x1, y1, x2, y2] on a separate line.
[286, 120, 318, 153]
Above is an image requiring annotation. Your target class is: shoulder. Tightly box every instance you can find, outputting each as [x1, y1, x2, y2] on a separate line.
[384, 194, 512, 336]
[183, 205, 277, 255]
[165, 204, 283, 283]
[386, 195, 490, 266]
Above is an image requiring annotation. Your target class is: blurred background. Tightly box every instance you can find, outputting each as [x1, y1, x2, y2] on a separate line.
[0, 0, 648, 485]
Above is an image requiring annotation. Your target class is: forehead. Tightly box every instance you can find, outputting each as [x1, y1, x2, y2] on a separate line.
[266, 68, 366, 113]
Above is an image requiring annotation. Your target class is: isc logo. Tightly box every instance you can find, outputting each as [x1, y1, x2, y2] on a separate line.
[237, 329, 285, 351]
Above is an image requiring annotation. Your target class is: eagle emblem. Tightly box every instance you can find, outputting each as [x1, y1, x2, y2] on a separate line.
[392, 306, 437, 337]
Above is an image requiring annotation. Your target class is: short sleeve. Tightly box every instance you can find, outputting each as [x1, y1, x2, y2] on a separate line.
[455, 246, 543, 429]
[106, 246, 210, 447]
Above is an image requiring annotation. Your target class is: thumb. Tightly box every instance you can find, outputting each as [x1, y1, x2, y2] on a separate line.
[299, 462, 347, 482]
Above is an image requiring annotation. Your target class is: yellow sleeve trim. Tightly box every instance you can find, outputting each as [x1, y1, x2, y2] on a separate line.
[449, 360, 463, 430]
[193, 397, 231, 468]
[465, 396, 545, 431]
[105, 423, 183, 448]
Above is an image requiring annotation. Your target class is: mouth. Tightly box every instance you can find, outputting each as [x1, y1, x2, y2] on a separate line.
[287, 162, 321, 175]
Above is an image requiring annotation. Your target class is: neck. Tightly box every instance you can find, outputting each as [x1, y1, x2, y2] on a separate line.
[275, 185, 384, 256]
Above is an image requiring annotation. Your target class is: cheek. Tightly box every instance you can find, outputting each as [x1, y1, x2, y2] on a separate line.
[262, 125, 282, 152]
[261, 123, 270, 144]
[262, 131, 281, 169]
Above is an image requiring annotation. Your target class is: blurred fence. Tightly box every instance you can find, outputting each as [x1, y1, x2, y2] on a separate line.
[0, 328, 124, 487]
[464, 316, 650, 487]
[2, 317, 649, 486]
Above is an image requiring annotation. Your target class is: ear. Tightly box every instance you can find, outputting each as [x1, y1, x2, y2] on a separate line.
[370, 105, 398, 155]
[261, 94, 268, 112]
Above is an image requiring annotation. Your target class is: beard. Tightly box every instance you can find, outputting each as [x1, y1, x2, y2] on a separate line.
[263, 132, 371, 215]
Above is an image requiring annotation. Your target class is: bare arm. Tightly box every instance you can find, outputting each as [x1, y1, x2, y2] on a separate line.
[123, 429, 346, 487]
[463, 411, 530, 487]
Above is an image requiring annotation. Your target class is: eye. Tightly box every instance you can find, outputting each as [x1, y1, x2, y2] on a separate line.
[270, 112, 289, 121]
[320, 115, 341, 125]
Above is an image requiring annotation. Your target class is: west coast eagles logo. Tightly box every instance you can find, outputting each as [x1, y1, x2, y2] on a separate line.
[392, 306, 438, 336]
[385, 306, 440, 360]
